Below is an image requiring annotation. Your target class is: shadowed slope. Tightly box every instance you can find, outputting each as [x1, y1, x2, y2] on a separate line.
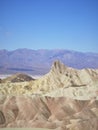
[2, 73, 34, 83]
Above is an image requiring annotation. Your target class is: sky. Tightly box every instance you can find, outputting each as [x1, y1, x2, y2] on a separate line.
[0, 0, 98, 52]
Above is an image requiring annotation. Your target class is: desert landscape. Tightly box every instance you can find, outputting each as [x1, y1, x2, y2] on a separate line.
[0, 0, 97, 129]
[0, 60, 98, 130]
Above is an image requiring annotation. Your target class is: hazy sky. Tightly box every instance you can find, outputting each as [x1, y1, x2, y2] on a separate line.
[0, 0, 98, 52]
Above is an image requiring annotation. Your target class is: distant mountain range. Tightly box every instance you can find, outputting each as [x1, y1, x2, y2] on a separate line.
[0, 49, 98, 74]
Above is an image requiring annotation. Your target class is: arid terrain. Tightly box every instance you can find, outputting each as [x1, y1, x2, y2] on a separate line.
[0, 49, 98, 75]
[0, 61, 98, 130]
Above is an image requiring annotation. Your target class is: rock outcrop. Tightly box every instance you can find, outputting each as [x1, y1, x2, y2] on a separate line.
[2, 73, 34, 83]
[0, 79, 2, 83]
[0, 60, 98, 129]
[0, 95, 98, 130]
[0, 60, 98, 99]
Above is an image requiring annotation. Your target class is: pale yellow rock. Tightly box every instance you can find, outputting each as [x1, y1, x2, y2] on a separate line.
[0, 60, 98, 100]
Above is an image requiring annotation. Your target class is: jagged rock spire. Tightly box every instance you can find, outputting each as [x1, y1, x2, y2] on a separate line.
[51, 60, 67, 74]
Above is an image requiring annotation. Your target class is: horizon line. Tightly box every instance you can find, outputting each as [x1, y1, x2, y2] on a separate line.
[0, 48, 98, 54]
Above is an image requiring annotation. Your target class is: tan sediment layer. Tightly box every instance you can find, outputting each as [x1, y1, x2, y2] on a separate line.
[0, 95, 98, 130]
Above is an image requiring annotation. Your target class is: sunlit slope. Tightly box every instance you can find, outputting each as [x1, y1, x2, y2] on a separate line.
[0, 61, 98, 100]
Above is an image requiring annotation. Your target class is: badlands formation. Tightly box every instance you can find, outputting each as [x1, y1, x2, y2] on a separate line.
[0, 61, 98, 130]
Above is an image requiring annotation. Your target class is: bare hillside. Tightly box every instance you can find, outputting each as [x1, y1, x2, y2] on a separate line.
[0, 61, 98, 129]
[0, 61, 98, 100]
[0, 95, 98, 130]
